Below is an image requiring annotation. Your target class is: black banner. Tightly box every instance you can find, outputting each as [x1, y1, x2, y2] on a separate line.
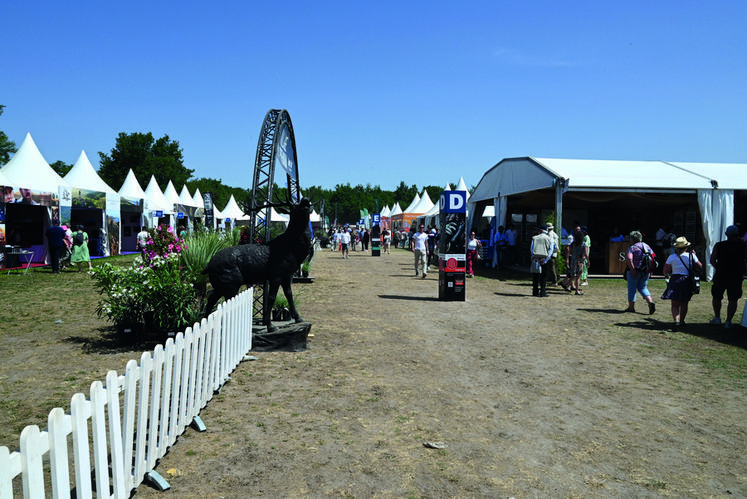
[203, 192, 215, 229]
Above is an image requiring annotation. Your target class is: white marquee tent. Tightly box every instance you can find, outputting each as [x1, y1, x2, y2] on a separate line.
[468, 157, 747, 279]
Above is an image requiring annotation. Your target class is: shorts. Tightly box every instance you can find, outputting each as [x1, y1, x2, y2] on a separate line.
[711, 279, 743, 301]
[341, 243, 348, 251]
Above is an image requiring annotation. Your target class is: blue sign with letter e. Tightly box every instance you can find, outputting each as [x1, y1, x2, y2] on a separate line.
[439, 191, 467, 214]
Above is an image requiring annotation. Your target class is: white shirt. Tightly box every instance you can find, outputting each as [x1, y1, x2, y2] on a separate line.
[412, 231, 428, 251]
[340, 231, 351, 244]
[666, 251, 699, 274]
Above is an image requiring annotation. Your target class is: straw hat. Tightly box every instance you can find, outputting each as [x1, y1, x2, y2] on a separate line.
[673, 236, 691, 249]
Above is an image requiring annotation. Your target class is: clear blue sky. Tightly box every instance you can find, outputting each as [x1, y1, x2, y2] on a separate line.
[3, 1, 746, 192]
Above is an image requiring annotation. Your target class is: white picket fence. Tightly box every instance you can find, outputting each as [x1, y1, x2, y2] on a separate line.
[0, 288, 253, 498]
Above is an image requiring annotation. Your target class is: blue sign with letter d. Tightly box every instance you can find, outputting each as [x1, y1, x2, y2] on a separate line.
[439, 191, 467, 214]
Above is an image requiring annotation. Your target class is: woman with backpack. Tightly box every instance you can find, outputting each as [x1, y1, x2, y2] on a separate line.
[661, 237, 702, 329]
[71, 225, 92, 272]
[625, 230, 657, 314]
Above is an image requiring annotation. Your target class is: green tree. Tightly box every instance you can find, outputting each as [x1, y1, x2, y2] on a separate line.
[50, 160, 73, 177]
[98, 132, 194, 190]
[0, 105, 17, 166]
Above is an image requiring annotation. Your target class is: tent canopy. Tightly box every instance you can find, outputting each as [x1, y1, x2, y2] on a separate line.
[470, 157, 718, 203]
[64, 150, 117, 194]
[1, 133, 70, 192]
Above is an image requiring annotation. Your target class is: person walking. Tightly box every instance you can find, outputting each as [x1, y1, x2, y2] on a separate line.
[530, 225, 555, 297]
[71, 225, 93, 271]
[45, 220, 66, 274]
[340, 228, 351, 258]
[661, 237, 702, 329]
[709, 225, 747, 329]
[427, 228, 438, 268]
[564, 227, 588, 295]
[466, 231, 482, 277]
[412, 224, 429, 278]
[624, 230, 656, 314]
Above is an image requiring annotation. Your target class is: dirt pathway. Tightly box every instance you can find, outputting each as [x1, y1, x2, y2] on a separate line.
[134, 247, 747, 498]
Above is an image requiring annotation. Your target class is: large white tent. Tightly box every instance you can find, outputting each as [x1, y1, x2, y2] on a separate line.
[64, 150, 121, 256]
[1, 133, 72, 262]
[1, 133, 71, 194]
[144, 176, 173, 215]
[65, 151, 117, 195]
[468, 157, 746, 278]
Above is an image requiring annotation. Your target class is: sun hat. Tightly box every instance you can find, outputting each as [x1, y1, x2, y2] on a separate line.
[673, 236, 691, 249]
[725, 225, 739, 237]
[545, 223, 554, 229]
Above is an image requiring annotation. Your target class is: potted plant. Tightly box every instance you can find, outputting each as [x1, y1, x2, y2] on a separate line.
[300, 261, 311, 278]
[272, 295, 291, 321]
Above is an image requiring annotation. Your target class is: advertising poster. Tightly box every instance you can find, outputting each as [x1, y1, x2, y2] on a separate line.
[439, 191, 467, 301]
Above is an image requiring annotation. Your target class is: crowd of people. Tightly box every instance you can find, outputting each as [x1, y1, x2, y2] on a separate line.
[327, 219, 747, 330]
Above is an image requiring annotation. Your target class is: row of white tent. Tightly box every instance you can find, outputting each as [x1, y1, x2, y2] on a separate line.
[0, 133, 284, 226]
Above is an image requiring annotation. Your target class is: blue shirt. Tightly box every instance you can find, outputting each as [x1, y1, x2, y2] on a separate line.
[46, 225, 66, 248]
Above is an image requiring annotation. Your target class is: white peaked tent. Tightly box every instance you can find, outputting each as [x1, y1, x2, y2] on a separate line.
[220, 195, 250, 229]
[65, 151, 117, 195]
[2, 133, 71, 194]
[409, 190, 434, 214]
[179, 185, 195, 207]
[145, 176, 173, 231]
[163, 181, 181, 209]
[192, 188, 204, 209]
[119, 169, 147, 200]
[0, 168, 10, 187]
[64, 150, 120, 257]
[389, 202, 402, 217]
[401, 193, 421, 214]
[117, 170, 149, 252]
[1, 133, 72, 263]
[145, 176, 171, 213]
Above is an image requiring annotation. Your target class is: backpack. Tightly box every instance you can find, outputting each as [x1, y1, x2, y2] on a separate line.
[662, 233, 675, 249]
[73, 231, 85, 247]
[636, 244, 656, 273]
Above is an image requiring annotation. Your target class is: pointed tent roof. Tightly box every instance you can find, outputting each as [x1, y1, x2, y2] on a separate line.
[179, 185, 195, 207]
[455, 176, 469, 200]
[380, 205, 391, 217]
[118, 169, 147, 199]
[192, 188, 205, 209]
[389, 202, 402, 217]
[64, 150, 117, 194]
[163, 180, 181, 208]
[1, 133, 70, 192]
[401, 194, 420, 214]
[221, 195, 249, 221]
[145, 176, 172, 213]
[409, 190, 434, 214]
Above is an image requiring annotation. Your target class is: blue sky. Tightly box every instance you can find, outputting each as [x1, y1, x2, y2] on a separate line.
[3, 1, 746, 192]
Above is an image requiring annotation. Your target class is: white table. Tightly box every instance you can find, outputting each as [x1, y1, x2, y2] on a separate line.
[7, 250, 34, 275]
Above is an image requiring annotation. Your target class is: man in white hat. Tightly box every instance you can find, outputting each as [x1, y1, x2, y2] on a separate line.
[709, 225, 747, 328]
